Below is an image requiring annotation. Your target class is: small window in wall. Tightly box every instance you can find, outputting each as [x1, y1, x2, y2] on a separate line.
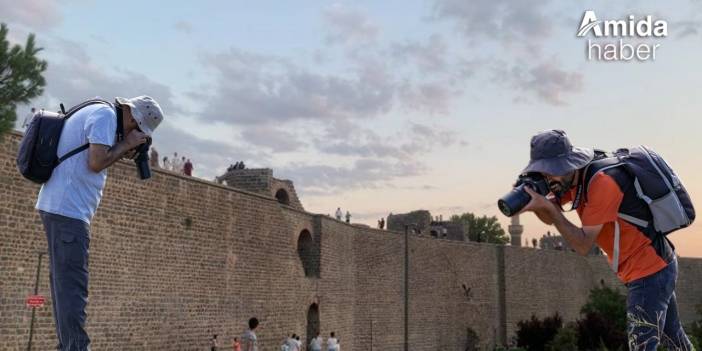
[298, 229, 319, 278]
[276, 188, 290, 205]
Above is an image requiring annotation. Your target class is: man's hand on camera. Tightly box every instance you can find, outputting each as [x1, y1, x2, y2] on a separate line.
[125, 130, 147, 150]
[520, 186, 557, 215]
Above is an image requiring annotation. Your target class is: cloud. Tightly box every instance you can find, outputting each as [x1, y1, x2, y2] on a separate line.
[391, 34, 449, 75]
[240, 126, 307, 152]
[174, 20, 194, 34]
[397, 80, 458, 115]
[675, 20, 701, 38]
[278, 158, 425, 196]
[322, 4, 380, 46]
[196, 47, 396, 125]
[22, 37, 184, 117]
[0, 0, 62, 30]
[312, 119, 460, 160]
[431, 0, 552, 49]
[493, 61, 583, 106]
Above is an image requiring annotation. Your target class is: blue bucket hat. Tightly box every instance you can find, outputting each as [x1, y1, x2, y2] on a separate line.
[522, 129, 594, 176]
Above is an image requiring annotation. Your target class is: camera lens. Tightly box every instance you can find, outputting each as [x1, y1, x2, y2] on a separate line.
[497, 183, 532, 217]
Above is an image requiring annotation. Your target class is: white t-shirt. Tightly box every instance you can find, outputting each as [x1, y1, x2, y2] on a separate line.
[242, 330, 258, 351]
[287, 338, 300, 351]
[310, 337, 322, 351]
[327, 338, 338, 351]
[36, 104, 116, 224]
[171, 156, 182, 171]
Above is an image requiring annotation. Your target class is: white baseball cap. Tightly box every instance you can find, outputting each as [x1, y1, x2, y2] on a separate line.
[115, 95, 164, 136]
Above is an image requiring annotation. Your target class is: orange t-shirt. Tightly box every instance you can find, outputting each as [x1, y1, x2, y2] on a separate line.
[562, 172, 667, 283]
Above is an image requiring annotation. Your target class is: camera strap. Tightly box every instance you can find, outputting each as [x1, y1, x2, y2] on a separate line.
[569, 166, 590, 211]
[115, 102, 125, 143]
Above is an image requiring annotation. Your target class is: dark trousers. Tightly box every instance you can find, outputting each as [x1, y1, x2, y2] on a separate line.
[39, 211, 91, 351]
[626, 256, 692, 351]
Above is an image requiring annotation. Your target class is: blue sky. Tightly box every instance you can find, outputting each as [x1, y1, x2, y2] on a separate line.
[3, 0, 701, 256]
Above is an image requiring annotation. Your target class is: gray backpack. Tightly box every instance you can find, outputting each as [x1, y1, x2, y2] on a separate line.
[583, 145, 695, 235]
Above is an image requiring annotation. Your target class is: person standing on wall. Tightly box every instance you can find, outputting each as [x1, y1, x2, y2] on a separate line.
[518, 130, 693, 350]
[184, 158, 193, 176]
[335, 207, 342, 220]
[309, 332, 322, 351]
[242, 317, 259, 351]
[211, 334, 219, 351]
[35, 96, 164, 351]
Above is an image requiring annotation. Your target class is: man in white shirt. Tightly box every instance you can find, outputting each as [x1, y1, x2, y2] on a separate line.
[335, 208, 342, 221]
[36, 96, 164, 350]
[327, 332, 339, 351]
[309, 332, 322, 351]
[242, 317, 259, 351]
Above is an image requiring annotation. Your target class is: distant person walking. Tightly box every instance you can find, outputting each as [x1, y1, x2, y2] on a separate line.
[335, 208, 342, 221]
[211, 334, 219, 351]
[149, 147, 159, 169]
[232, 337, 241, 351]
[171, 152, 180, 171]
[309, 332, 322, 351]
[345, 211, 351, 224]
[286, 334, 300, 351]
[242, 317, 259, 351]
[184, 158, 193, 176]
[327, 332, 339, 351]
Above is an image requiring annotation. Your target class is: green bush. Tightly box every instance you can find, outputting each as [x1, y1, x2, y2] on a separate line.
[546, 324, 578, 351]
[688, 303, 702, 350]
[515, 313, 562, 351]
[580, 286, 627, 331]
[465, 327, 479, 351]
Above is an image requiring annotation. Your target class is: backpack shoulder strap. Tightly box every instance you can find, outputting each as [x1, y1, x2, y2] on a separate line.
[56, 99, 114, 164]
[582, 157, 624, 197]
[63, 99, 113, 120]
[57, 144, 90, 164]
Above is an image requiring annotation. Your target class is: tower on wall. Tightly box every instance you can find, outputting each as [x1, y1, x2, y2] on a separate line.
[216, 168, 305, 211]
[508, 215, 524, 247]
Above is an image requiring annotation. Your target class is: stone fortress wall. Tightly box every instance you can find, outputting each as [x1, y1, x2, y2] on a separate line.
[1, 131, 701, 351]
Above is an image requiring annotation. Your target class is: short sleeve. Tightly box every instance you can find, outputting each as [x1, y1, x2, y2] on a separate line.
[84, 106, 117, 146]
[581, 172, 623, 226]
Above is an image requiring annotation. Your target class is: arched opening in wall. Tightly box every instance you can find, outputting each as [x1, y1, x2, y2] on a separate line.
[306, 303, 320, 348]
[297, 230, 318, 278]
[275, 188, 290, 205]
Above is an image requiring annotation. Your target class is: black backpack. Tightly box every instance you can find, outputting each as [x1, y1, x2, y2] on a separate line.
[16, 99, 113, 184]
[581, 146, 695, 235]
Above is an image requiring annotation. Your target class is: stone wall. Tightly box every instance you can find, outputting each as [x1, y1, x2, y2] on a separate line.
[1, 131, 701, 351]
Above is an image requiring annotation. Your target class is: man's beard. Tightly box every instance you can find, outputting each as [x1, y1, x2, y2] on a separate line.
[549, 173, 575, 197]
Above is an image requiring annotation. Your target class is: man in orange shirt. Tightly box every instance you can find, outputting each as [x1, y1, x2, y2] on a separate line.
[519, 130, 692, 351]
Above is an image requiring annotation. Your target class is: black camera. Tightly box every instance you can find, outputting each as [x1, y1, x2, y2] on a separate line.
[498, 172, 550, 217]
[134, 137, 152, 180]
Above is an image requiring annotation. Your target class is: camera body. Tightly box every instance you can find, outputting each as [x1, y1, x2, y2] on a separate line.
[498, 172, 550, 217]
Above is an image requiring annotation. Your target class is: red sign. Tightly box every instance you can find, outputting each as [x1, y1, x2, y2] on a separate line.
[26, 295, 45, 308]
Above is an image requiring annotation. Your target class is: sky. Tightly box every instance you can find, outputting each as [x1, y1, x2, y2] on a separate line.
[2, 0, 701, 257]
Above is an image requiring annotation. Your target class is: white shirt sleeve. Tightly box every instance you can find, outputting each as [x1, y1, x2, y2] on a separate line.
[84, 107, 117, 146]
